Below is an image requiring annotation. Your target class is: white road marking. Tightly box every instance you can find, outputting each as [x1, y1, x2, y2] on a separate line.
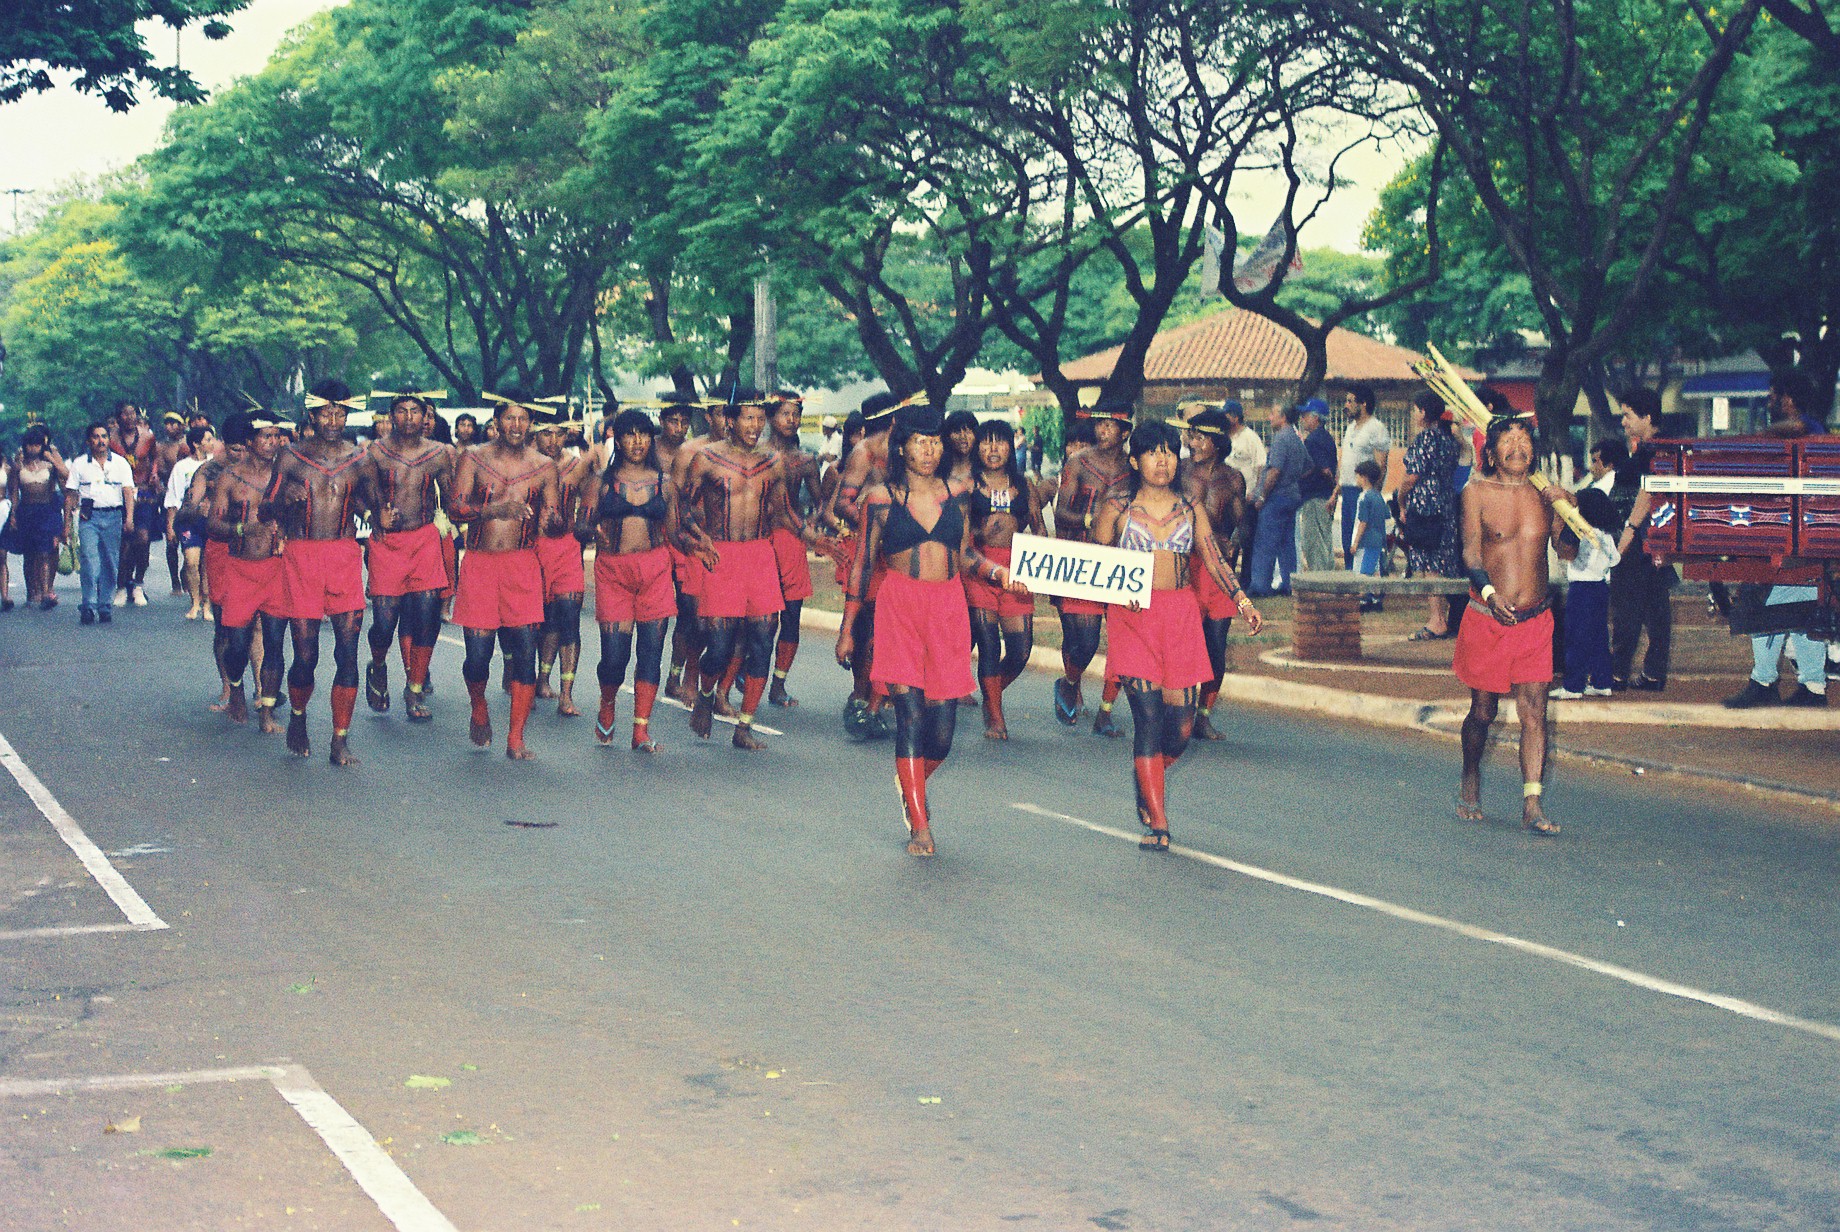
[0, 1062, 459, 1232]
[1012, 802, 1840, 1045]
[435, 633, 784, 736]
[0, 922, 159, 942]
[0, 731, 168, 934]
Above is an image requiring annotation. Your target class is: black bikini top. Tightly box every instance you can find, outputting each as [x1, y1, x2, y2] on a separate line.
[596, 470, 667, 524]
[970, 481, 1020, 523]
[882, 485, 964, 555]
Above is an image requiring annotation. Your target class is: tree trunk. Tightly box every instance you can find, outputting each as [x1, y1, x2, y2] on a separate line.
[1534, 343, 1586, 458]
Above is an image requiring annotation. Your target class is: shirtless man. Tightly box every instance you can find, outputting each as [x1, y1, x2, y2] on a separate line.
[532, 407, 593, 717]
[206, 412, 289, 732]
[1051, 402, 1134, 734]
[265, 380, 377, 766]
[108, 401, 159, 607]
[823, 390, 901, 737]
[181, 430, 246, 711]
[678, 396, 808, 750]
[665, 397, 731, 705]
[155, 411, 192, 595]
[362, 394, 456, 724]
[1182, 407, 1249, 740]
[446, 395, 563, 759]
[1454, 413, 1569, 835]
[765, 390, 823, 707]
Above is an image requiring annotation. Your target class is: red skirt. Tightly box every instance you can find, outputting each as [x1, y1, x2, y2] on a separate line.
[1453, 605, 1554, 694]
[771, 527, 814, 602]
[536, 533, 586, 600]
[1105, 587, 1212, 690]
[964, 545, 1032, 619]
[1053, 595, 1108, 618]
[595, 545, 676, 624]
[281, 537, 366, 620]
[871, 571, 974, 698]
[217, 553, 285, 627]
[204, 539, 231, 595]
[701, 538, 784, 619]
[453, 547, 544, 630]
[1191, 558, 1240, 620]
[366, 523, 447, 597]
[674, 545, 706, 598]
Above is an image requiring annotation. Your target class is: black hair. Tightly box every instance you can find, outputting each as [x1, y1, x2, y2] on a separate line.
[1187, 408, 1231, 438]
[1480, 416, 1535, 477]
[1347, 384, 1376, 414]
[186, 425, 212, 449]
[772, 388, 804, 403]
[491, 390, 534, 421]
[1475, 386, 1513, 416]
[1618, 387, 1661, 422]
[859, 390, 900, 420]
[1771, 371, 1815, 416]
[455, 412, 477, 429]
[1354, 459, 1383, 486]
[1412, 390, 1446, 423]
[887, 408, 944, 486]
[1068, 417, 1097, 446]
[1124, 419, 1183, 496]
[388, 395, 427, 418]
[427, 413, 453, 444]
[114, 400, 138, 417]
[1590, 438, 1629, 469]
[606, 408, 661, 476]
[23, 423, 50, 448]
[307, 378, 352, 405]
[973, 418, 1025, 490]
[1280, 404, 1302, 426]
[221, 413, 254, 447]
[86, 420, 113, 442]
[1575, 487, 1620, 534]
[943, 409, 979, 438]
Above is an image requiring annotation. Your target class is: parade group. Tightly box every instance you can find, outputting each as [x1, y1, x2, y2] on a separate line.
[10, 379, 1605, 853]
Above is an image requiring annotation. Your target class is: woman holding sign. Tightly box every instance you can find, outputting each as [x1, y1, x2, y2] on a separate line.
[836, 403, 1026, 857]
[1094, 421, 1264, 851]
[965, 420, 1043, 740]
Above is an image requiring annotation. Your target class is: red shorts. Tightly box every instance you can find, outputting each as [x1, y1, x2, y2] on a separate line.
[1453, 605, 1555, 695]
[204, 539, 231, 594]
[771, 527, 814, 602]
[595, 546, 676, 624]
[1054, 595, 1108, 618]
[536, 533, 586, 600]
[366, 523, 447, 597]
[675, 545, 706, 598]
[1191, 559, 1240, 620]
[281, 537, 366, 620]
[217, 554, 286, 627]
[700, 538, 784, 619]
[453, 547, 544, 631]
[871, 571, 974, 699]
[964, 545, 1032, 619]
[1105, 587, 1213, 690]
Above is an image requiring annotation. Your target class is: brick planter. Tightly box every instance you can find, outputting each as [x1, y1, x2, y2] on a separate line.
[1292, 590, 1363, 662]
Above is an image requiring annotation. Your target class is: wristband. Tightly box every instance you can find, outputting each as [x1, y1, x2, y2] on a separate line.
[1479, 584, 1497, 603]
[1466, 566, 1491, 594]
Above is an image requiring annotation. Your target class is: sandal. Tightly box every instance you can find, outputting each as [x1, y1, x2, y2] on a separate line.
[365, 662, 390, 713]
[1455, 795, 1484, 822]
[1139, 827, 1170, 852]
[404, 686, 432, 723]
[1408, 626, 1448, 642]
[1053, 678, 1081, 726]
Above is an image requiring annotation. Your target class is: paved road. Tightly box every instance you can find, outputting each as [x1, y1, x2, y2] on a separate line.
[2, 592, 1837, 1230]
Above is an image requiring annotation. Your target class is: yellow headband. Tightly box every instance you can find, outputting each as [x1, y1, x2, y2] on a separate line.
[303, 394, 364, 412]
[371, 389, 449, 405]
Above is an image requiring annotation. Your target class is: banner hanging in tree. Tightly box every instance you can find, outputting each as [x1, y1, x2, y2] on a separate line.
[1007, 533, 1151, 606]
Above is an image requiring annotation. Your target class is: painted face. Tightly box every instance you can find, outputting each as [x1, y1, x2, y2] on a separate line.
[1186, 430, 1218, 464]
[660, 411, 691, 444]
[251, 427, 283, 462]
[732, 405, 766, 448]
[771, 401, 802, 438]
[116, 406, 141, 432]
[391, 399, 425, 439]
[706, 409, 730, 440]
[1133, 445, 1179, 489]
[619, 429, 654, 467]
[976, 434, 1012, 473]
[1093, 420, 1125, 450]
[164, 419, 186, 439]
[901, 431, 943, 478]
[496, 404, 532, 447]
[311, 402, 347, 440]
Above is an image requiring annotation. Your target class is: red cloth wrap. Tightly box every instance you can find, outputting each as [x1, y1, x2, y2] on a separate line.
[536, 533, 586, 600]
[674, 544, 706, 598]
[1104, 586, 1212, 690]
[699, 538, 784, 619]
[280, 537, 366, 619]
[870, 571, 974, 699]
[439, 532, 459, 599]
[204, 539, 232, 593]
[1053, 595, 1108, 617]
[217, 554, 286, 627]
[771, 527, 814, 601]
[594, 545, 676, 624]
[453, 546, 544, 630]
[963, 545, 1032, 619]
[366, 523, 447, 597]
[1452, 605, 1554, 694]
[1190, 557, 1240, 620]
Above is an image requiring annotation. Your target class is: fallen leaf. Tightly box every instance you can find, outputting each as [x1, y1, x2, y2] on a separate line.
[287, 981, 315, 996]
[159, 1146, 211, 1159]
[576, 1204, 601, 1213]
[439, 1130, 483, 1146]
[764, 1071, 780, 1079]
[404, 1075, 451, 1091]
[917, 1096, 942, 1105]
[461, 1064, 478, 1072]
[104, 1115, 140, 1134]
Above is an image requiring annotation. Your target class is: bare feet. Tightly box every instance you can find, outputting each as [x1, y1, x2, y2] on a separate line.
[329, 735, 359, 767]
[711, 692, 739, 719]
[906, 829, 935, 857]
[689, 691, 714, 739]
[225, 688, 248, 725]
[769, 679, 798, 708]
[470, 714, 493, 748]
[1092, 709, 1124, 738]
[286, 711, 311, 758]
[984, 723, 1009, 740]
[556, 693, 580, 718]
[1456, 794, 1484, 823]
[209, 684, 232, 713]
[1524, 800, 1560, 835]
[506, 743, 536, 760]
[1193, 712, 1225, 741]
[732, 724, 766, 752]
[535, 678, 556, 700]
[257, 704, 282, 735]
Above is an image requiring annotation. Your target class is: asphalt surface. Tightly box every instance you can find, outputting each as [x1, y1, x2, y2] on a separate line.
[2, 584, 1838, 1231]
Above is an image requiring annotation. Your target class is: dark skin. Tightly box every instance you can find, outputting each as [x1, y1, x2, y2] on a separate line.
[1457, 421, 1571, 834]
[663, 405, 729, 705]
[1183, 428, 1248, 739]
[265, 401, 377, 765]
[767, 398, 825, 707]
[10, 436, 68, 606]
[206, 428, 288, 732]
[185, 445, 247, 710]
[533, 421, 594, 714]
[1051, 418, 1131, 706]
[362, 399, 456, 721]
[968, 434, 1043, 739]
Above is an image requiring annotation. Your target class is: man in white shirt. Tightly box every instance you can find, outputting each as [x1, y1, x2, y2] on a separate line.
[1329, 384, 1392, 560]
[64, 421, 137, 624]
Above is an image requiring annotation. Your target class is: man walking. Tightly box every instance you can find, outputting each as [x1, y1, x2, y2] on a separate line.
[1248, 405, 1308, 596]
[64, 422, 136, 625]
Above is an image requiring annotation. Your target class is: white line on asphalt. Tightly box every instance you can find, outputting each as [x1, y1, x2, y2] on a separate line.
[435, 632, 785, 736]
[1012, 802, 1840, 1045]
[0, 922, 160, 942]
[0, 1063, 459, 1232]
[0, 731, 168, 934]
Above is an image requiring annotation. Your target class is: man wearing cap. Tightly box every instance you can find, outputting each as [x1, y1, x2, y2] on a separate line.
[1182, 407, 1248, 739]
[155, 410, 193, 596]
[1294, 398, 1339, 573]
[532, 403, 592, 718]
[447, 394, 563, 758]
[1051, 400, 1134, 733]
[266, 379, 378, 766]
[766, 390, 821, 707]
[1249, 404, 1309, 596]
[362, 394, 456, 724]
[678, 391, 809, 750]
[818, 413, 843, 467]
[207, 412, 290, 731]
[825, 390, 903, 738]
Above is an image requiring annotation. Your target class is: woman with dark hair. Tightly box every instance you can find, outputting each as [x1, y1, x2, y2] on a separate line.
[964, 419, 1043, 739]
[942, 409, 980, 486]
[1400, 390, 1464, 639]
[578, 409, 694, 753]
[1093, 420, 1262, 851]
[8, 424, 70, 609]
[836, 404, 1023, 857]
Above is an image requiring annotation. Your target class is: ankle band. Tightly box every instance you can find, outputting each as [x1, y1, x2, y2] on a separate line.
[1523, 782, 1543, 798]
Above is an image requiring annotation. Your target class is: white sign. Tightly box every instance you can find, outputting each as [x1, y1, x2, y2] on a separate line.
[1007, 533, 1152, 606]
[1712, 396, 1731, 432]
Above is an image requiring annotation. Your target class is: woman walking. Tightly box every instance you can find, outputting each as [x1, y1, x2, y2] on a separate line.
[964, 420, 1042, 739]
[1399, 391, 1464, 640]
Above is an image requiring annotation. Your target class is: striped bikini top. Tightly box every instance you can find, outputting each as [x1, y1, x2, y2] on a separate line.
[1116, 505, 1195, 554]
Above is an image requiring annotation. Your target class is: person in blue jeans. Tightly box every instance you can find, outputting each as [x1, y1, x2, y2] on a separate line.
[1344, 460, 1389, 611]
[1249, 403, 1308, 596]
[1550, 488, 1622, 699]
[63, 422, 137, 625]
[1723, 585, 1831, 708]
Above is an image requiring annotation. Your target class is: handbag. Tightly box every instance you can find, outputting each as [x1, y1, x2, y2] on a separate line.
[57, 537, 78, 576]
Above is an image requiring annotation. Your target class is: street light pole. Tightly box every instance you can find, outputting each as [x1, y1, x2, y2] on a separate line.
[5, 189, 27, 233]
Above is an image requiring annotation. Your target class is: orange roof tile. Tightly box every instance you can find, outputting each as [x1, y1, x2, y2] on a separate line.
[1056, 309, 1441, 385]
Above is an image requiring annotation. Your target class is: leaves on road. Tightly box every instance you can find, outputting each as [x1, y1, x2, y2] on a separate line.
[104, 1115, 140, 1134]
[404, 1075, 451, 1091]
[158, 1146, 212, 1159]
[440, 1130, 483, 1146]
